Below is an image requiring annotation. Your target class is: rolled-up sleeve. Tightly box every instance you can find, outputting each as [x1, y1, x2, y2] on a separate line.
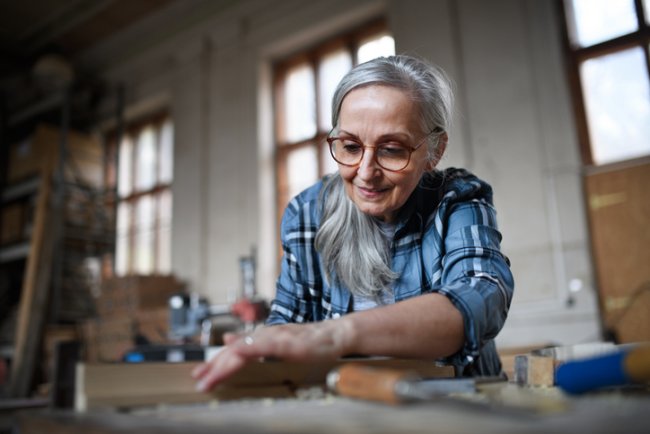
[435, 200, 514, 368]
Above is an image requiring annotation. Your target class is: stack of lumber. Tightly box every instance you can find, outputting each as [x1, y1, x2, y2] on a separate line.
[80, 275, 186, 362]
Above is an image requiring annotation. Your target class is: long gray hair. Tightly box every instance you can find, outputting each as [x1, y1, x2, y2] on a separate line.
[314, 55, 454, 298]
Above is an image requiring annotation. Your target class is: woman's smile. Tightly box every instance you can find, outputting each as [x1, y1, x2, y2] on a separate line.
[356, 184, 391, 199]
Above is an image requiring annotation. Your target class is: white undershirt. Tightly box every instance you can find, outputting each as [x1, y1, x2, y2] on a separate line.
[352, 290, 395, 311]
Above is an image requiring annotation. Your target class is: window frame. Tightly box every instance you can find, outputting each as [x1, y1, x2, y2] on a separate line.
[559, 0, 650, 166]
[272, 18, 391, 228]
[105, 111, 173, 276]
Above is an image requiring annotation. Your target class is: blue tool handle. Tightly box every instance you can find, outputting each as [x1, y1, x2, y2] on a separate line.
[555, 349, 631, 394]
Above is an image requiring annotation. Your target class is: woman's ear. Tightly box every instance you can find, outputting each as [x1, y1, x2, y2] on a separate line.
[426, 132, 447, 171]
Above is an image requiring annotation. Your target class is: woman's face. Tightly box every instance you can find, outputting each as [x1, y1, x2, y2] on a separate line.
[336, 85, 439, 223]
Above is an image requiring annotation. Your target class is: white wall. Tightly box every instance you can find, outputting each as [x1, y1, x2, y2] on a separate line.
[82, 0, 601, 348]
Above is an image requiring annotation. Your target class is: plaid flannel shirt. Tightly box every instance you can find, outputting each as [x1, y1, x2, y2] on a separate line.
[267, 168, 514, 375]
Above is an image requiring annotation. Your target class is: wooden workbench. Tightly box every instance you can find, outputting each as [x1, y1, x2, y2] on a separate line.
[15, 386, 650, 434]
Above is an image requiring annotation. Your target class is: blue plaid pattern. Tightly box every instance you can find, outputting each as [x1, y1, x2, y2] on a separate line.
[267, 168, 514, 375]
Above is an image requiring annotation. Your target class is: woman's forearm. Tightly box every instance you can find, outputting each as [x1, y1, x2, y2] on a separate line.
[339, 292, 465, 359]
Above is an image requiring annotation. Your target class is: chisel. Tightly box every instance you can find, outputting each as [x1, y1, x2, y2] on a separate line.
[326, 364, 504, 405]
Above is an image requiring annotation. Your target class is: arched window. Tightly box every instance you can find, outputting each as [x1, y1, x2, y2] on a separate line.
[273, 19, 395, 222]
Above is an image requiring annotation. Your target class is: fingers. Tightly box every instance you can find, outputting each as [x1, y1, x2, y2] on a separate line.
[192, 322, 348, 392]
[223, 331, 261, 347]
[223, 331, 244, 345]
[191, 362, 210, 379]
[192, 332, 258, 392]
[194, 348, 247, 392]
[230, 324, 340, 361]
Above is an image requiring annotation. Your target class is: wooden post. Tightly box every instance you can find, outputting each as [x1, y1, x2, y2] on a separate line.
[9, 173, 58, 397]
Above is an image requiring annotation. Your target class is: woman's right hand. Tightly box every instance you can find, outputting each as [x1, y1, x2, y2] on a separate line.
[191, 320, 353, 392]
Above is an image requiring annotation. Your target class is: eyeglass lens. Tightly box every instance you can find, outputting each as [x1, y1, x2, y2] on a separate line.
[329, 139, 413, 171]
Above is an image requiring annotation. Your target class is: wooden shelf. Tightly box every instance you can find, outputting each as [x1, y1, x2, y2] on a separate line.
[0, 345, 14, 359]
[0, 242, 30, 264]
[1, 176, 41, 203]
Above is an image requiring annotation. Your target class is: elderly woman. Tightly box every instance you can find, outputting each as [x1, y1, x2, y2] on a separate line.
[193, 55, 514, 391]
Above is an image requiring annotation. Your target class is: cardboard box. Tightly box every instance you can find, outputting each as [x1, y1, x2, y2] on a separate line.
[42, 325, 79, 380]
[81, 308, 171, 362]
[81, 316, 133, 363]
[96, 275, 185, 319]
[8, 124, 103, 187]
[81, 275, 185, 361]
[0, 202, 26, 245]
[134, 308, 170, 344]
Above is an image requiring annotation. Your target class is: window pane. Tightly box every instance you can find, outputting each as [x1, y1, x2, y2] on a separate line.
[284, 63, 316, 143]
[357, 34, 395, 64]
[105, 142, 117, 189]
[157, 190, 172, 274]
[287, 146, 318, 200]
[569, 0, 637, 47]
[134, 195, 155, 274]
[318, 50, 352, 131]
[115, 202, 131, 275]
[580, 47, 650, 165]
[136, 127, 157, 191]
[321, 141, 339, 175]
[117, 137, 133, 198]
[159, 120, 174, 184]
[645, 0, 650, 23]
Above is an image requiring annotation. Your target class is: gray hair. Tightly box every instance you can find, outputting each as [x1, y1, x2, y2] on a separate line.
[331, 54, 454, 163]
[316, 175, 398, 297]
[315, 55, 455, 298]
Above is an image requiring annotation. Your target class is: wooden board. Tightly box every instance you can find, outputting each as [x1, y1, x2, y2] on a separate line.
[497, 343, 556, 381]
[513, 354, 554, 387]
[584, 158, 650, 342]
[75, 358, 454, 411]
[9, 174, 57, 397]
[18, 387, 650, 434]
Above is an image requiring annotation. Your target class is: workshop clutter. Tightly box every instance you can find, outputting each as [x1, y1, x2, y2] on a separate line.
[81, 275, 186, 362]
[7, 123, 103, 187]
[0, 200, 29, 245]
[94, 275, 185, 318]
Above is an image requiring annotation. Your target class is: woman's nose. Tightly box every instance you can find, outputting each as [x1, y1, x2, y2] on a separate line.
[356, 148, 381, 180]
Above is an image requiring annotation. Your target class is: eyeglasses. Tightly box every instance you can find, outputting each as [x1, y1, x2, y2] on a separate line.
[327, 128, 441, 172]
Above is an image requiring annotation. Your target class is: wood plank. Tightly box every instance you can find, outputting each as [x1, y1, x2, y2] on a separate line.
[19, 387, 650, 434]
[9, 174, 57, 397]
[75, 358, 454, 411]
[513, 354, 555, 387]
[497, 343, 556, 381]
[584, 158, 650, 343]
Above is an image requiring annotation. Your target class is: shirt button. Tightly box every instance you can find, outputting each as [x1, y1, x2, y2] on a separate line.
[332, 313, 341, 319]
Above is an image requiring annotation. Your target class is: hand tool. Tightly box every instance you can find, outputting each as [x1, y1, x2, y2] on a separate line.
[327, 364, 569, 415]
[555, 343, 650, 394]
[326, 364, 503, 405]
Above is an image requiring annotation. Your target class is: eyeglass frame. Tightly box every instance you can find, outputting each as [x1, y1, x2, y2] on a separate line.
[326, 127, 443, 172]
